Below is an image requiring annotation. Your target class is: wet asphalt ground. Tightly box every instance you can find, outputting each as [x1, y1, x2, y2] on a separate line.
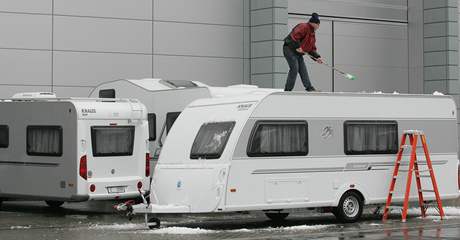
[1, 201, 460, 240]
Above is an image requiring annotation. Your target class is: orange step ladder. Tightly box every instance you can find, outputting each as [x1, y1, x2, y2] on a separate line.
[382, 130, 445, 222]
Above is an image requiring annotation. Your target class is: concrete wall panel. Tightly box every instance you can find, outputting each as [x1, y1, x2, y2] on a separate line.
[0, 13, 51, 49]
[154, 22, 243, 58]
[0, 49, 51, 85]
[54, 0, 152, 20]
[154, 0, 245, 26]
[53, 51, 152, 87]
[54, 16, 152, 54]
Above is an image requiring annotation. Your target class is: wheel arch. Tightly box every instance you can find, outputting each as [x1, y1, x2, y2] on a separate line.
[333, 183, 368, 207]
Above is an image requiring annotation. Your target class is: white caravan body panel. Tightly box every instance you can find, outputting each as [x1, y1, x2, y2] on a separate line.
[144, 92, 459, 214]
[0, 98, 150, 202]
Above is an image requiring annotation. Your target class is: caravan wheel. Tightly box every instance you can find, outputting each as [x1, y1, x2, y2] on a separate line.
[0, 199, 3, 210]
[265, 212, 289, 221]
[45, 200, 64, 208]
[333, 191, 363, 223]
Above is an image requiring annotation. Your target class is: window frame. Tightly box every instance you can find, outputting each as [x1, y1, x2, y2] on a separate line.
[26, 125, 63, 157]
[164, 80, 197, 88]
[0, 125, 9, 148]
[91, 125, 135, 157]
[166, 112, 181, 133]
[148, 113, 156, 141]
[343, 120, 399, 155]
[99, 89, 115, 98]
[247, 120, 309, 157]
[190, 121, 236, 160]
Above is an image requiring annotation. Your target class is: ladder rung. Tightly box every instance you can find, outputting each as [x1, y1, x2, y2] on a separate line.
[400, 145, 424, 149]
[418, 175, 431, 178]
[399, 169, 430, 173]
[420, 189, 435, 193]
[386, 205, 403, 210]
[423, 203, 440, 208]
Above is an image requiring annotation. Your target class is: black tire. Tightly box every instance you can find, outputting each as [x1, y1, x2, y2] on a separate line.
[45, 200, 64, 208]
[333, 191, 363, 223]
[265, 212, 289, 221]
[0, 199, 3, 210]
[147, 217, 161, 229]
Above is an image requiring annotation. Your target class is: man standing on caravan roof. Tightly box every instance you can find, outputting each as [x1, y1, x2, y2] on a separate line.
[283, 13, 323, 92]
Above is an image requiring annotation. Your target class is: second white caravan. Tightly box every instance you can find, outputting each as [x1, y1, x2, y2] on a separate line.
[126, 91, 459, 227]
[0, 95, 150, 208]
[89, 78, 281, 169]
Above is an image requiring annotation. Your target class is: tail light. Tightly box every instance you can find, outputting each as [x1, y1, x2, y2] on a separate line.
[458, 164, 460, 190]
[90, 184, 96, 192]
[79, 155, 87, 180]
[146, 153, 151, 177]
[137, 181, 143, 189]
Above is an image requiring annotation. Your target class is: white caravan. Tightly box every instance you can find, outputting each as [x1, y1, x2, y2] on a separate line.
[124, 91, 459, 228]
[88, 79, 281, 168]
[0, 95, 150, 208]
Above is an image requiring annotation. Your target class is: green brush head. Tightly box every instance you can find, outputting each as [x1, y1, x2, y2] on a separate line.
[345, 73, 356, 80]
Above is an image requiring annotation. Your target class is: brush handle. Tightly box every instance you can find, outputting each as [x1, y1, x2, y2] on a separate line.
[310, 56, 348, 76]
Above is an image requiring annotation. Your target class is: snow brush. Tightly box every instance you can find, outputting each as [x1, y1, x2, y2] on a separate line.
[311, 57, 356, 80]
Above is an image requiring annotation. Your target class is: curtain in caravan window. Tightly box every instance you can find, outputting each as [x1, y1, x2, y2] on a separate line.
[190, 122, 235, 159]
[248, 121, 308, 157]
[148, 113, 156, 141]
[91, 126, 135, 157]
[27, 126, 62, 156]
[0, 125, 9, 148]
[345, 121, 398, 155]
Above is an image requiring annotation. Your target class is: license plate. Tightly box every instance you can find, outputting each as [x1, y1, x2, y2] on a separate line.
[107, 186, 126, 194]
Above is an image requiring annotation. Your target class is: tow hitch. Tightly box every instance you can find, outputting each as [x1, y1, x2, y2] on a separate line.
[113, 189, 161, 229]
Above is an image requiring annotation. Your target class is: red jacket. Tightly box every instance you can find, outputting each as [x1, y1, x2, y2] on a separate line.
[286, 22, 320, 58]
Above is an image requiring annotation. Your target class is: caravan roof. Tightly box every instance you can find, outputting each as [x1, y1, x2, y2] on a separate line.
[188, 91, 456, 120]
[1, 97, 146, 120]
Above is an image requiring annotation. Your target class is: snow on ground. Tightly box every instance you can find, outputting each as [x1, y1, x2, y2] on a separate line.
[139, 224, 331, 235]
[368, 223, 383, 226]
[87, 207, 460, 235]
[144, 227, 217, 234]
[9, 225, 31, 230]
[89, 223, 145, 230]
[265, 224, 330, 232]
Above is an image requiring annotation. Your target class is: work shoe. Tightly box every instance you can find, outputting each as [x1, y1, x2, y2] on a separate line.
[306, 86, 317, 92]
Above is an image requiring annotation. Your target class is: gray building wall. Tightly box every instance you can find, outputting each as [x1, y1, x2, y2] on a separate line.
[0, 0, 250, 98]
[0, 0, 458, 99]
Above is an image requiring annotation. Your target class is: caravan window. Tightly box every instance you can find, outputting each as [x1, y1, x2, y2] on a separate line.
[166, 112, 181, 133]
[344, 121, 398, 155]
[91, 126, 135, 157]
[99, 89, 115, 98]
[190, 121, 235, 159]
[27, 126, 63, 156]
[148, 113, 156, 141]
[0, 125, 8, 148]
[247, 121, 308, 157]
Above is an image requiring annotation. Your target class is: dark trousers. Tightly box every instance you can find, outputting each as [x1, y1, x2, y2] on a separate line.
[283, 45, 312, 91]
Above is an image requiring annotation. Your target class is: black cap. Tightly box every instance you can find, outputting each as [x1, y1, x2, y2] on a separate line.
[309, 12, 320, 24]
